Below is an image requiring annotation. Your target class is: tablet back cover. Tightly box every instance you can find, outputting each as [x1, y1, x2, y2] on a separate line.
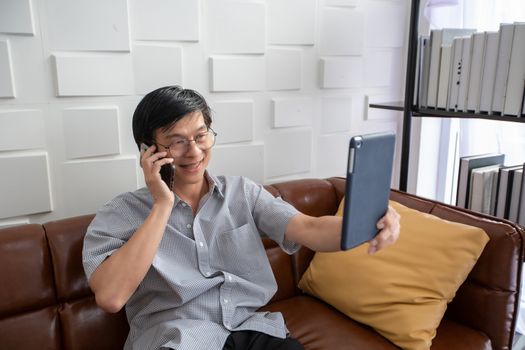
[341, 132, 395, 250]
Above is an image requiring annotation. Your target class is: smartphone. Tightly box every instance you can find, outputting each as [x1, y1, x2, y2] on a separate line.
[140, 143, 175, 189]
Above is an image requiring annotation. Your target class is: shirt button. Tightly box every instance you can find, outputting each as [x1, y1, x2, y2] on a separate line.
[199, 241, 204, 247]
[224, 322, 231, 329]
[228, 275, 232, 282]
[181, 203, 187, 207]
[186, 223, 192, 229]
[223, 299, 228, 304]
[205, 271, 211, 277]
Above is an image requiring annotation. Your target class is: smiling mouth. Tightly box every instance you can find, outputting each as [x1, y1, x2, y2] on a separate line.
[179, 159, 203, 170]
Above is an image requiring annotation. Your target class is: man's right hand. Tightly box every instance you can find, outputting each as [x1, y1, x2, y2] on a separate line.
[140, 144, 175, 205]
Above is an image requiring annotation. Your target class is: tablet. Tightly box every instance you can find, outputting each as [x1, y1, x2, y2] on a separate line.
[341, 132, 396, 250]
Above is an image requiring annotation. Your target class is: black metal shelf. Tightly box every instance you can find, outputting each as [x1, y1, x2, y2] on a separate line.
[368, 101, 405, 111]
[412, 108, 525, 123]
[368, 104, 525, 123]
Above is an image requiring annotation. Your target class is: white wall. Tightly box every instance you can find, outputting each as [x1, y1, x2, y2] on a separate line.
[0, 0, 409, 225]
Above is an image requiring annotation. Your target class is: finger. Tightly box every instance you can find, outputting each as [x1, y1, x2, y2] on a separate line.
[151, 158, 174, 171]
[142, 151, 169, 167]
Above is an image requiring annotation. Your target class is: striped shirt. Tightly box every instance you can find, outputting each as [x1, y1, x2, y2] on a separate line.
[82, 173, 300, 350]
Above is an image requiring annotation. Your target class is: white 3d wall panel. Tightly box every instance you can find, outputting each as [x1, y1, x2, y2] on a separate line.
[62, 157, 138, 217]
[273, 97, 313, 128]
[321, 96, 352, 133]
[129, 0, 199, 41]
[63, 107, 121, 159]
[267, 0, 316, 45]
[211, 100, 254, 144]
[0, 0, 34, 35]
[266, 49, 302, 91]
[210, 56, 265, 92]
[0, 40, 15, 98]
[45, 0, 130, 51]
[320, 8, 364, 56]
[132, 44, 183, 95]
[266, 129, 312, 178]
[365, 1, 406, 48]
[207, 0, 266, 54]
[209, 144, 264, 183]
[0, 110, 45, 151]
[53, 53, 133, 96]
[0, 153, 52, 219]
[320, 57, 363, 88]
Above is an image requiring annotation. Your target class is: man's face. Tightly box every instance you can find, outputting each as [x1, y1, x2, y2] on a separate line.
[154, 111, 211, 186]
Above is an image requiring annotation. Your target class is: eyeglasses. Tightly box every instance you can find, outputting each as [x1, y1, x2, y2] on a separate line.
[156, 128, 217, 157]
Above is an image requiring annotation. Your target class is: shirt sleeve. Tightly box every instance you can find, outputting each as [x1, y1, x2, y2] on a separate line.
[244, 179, 301, 255]
[82, 197, 138, 281]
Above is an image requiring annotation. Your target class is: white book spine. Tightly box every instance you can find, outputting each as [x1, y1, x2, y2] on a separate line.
[479, 32, 499, 113]
[458, 37, 472, 112]
[437, 46, 452, 109]
[467, 32, 486, 113]
[492, 24, 515, 114]
[503, 23, 525, 116]
[427, 30, 443, 108]
[447, 38, 464, 111]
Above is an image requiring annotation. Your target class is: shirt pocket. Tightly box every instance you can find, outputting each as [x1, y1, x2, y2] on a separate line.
[216, 223, 266, 276]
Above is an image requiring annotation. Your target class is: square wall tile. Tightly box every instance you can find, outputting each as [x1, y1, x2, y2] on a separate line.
[0, 40, 15, 98]
[46, 0, 130, 51]
[320, 8, 364, 56]
[211, 100, 253, 144]
[267, 49, 302, 91]
[208, 144, 264, 183]
[133, 44, 183, 95]
[321, 96, 352, 133]
[0, 110, 45, 151]
[210, 56, 265, 92]
[320, 57, 363, 89]
[62, 157, 138, 217]
[272, 97, 313, 128]
[53, 53, 133, 96]
[207, 0, 265, 54]
[63, 107, 120, 159]
[317, 134, 351, 178]
[364, 50, 393, 87]
[364, 1, 405, 48]
[0, 0, 34, 35]
[266, 129, 311, 178]
[0, 153, 52, 219]
[267, 0, 315, 45]
[130, 0, 199, 41]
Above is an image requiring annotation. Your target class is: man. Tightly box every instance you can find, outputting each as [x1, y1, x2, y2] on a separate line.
[83, 86, 400, 350]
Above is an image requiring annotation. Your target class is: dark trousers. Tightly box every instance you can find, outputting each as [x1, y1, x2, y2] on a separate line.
[222, 330, 304, 350]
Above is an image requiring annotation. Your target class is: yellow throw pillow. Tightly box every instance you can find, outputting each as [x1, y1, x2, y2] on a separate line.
[298, 199, 489, 350]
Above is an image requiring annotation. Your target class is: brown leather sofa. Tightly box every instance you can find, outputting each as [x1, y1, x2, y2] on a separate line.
[0, 177, 523, 350]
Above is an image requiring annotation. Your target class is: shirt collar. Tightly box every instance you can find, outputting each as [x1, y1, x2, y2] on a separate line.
[171, 171, 225, 205]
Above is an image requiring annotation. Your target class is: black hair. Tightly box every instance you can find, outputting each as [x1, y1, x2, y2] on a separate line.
[132, 85, 212, 149]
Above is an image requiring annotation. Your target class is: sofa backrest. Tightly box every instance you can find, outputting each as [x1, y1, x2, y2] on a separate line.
[0, 215, 129, 350]
[0, 177, 523, 350]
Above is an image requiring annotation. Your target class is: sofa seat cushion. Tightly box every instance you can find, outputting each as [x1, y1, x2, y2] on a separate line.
[431, 320, 491, 350]
[260, 295, 492, 350]
[260, 295, 398, 350]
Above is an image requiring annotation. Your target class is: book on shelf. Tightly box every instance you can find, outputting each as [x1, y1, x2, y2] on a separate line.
[479, 32, 499, 114]
[495, 165, 523, 219]
[492, 23, 515, 114]
[417, 35, 430, 108]
[457, 36, 472, 112]
[508, 168, 523, 222]
[468, 164, 500, 214]
[456, 153, 505, 209]
[466, 32, 486, 113]
[437, 45, 452, 109]
[503, 23, 525, 117]
[447, 37, 464, 111]
[426, 28, 476, 109]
